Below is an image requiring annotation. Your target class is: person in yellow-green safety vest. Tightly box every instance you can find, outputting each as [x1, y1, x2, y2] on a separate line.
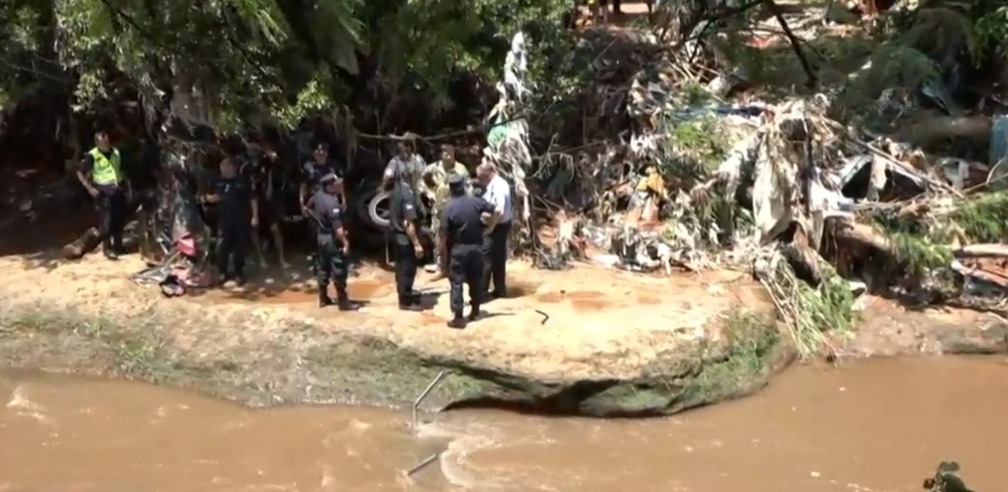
[76, 128, 131, 260]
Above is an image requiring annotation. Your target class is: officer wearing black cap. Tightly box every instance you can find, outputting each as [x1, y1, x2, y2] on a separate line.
[307, 173, 355, 310]
[299, 142, 343, 209]
[438, 173, 500, 328]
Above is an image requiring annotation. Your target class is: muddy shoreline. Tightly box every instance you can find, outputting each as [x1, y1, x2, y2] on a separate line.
[0, 300, 789, 417]
[0, 255, 1005, 417]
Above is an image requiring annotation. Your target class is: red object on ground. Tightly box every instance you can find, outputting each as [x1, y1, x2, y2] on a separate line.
[177, 234, 197, 257]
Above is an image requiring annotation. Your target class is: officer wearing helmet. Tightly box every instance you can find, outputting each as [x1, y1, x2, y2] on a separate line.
[307, 173, 356, 310]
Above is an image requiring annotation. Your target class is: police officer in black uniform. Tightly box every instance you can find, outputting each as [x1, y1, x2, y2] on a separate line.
[439, 174, 500, 328]
[387, 178, 425, 311]
[307, 174, 356, 310]
[300, 143, 343, 269]
[203, 158, 258, 286]
[299, 142, 343, 210]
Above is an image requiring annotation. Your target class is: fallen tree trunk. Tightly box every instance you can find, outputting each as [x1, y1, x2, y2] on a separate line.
[62, 227, 101, 259]
[952, 243, 1008, 258]
[62, 226, 140, 260]
[834, 219, 894, 253]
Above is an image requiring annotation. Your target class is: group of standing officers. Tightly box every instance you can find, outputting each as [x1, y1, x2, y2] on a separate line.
[384, 138, 512, 329]
[76, 128, 512, 328]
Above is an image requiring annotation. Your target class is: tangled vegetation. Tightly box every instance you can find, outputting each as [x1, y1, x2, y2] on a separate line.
[757, 243, 857, 359]
[0, 0, 574, 133]
[869, 191, 1008, 274]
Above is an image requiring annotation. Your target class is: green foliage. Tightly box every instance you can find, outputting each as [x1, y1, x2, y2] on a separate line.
[975, 3, 1008, 50]
[809, 0, 1008, 125]
[655, 110, 746, 246]
[872, 191, 1008, 275]
[0, 2, 48, 108]
[946, 191, 1008, 242]
[269, 73, 337, 129]
[888, 231, 953, 275]
[0, 0, 573, 131]
[661, 113, 729, 176]
[803, 266, 856, 353]
[885, 0, 1008, 72]
[672, 118, 726, 168]
[834, 44, 942, 123]
[760, 254, 856, 360]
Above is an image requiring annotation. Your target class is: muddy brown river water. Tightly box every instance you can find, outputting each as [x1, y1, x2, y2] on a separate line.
[1, 356, 1004, 492]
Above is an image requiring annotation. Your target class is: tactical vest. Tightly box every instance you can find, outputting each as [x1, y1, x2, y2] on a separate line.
[89, 147, 122, 186]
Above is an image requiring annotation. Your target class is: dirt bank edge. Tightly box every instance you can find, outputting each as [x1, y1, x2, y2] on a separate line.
[0, 303, 790, 417]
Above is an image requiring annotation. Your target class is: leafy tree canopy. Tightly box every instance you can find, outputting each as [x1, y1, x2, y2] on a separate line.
[0, 0, 571, 132]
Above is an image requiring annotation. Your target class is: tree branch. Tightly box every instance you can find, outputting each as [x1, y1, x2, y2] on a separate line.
[761, 0, 817, 87]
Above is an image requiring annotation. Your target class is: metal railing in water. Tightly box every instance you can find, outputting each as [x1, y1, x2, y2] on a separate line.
[406, 452, 442, 478]
[405, 370, 450, 480]
[411, 370, 448, 431]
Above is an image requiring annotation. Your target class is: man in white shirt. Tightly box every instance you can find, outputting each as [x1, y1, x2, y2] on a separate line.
[475, 161, 513, 299]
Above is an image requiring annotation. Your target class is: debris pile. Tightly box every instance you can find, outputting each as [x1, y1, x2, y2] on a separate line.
[513, 15, 1008, 358]
[483, 32, 534, 248]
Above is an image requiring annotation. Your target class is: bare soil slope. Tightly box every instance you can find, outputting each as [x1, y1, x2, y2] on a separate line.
[0, 250, 786, 416]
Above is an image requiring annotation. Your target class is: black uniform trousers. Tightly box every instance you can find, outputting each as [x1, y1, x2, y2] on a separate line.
[217, 219, 250, 277]
[306, 220, 319, 271]
[96, 187, 127, 252]
[393, 235, 418, 305]
[482, 221, 511, 296]
[449, 244, 484, 315]
[316, 240, 348, 300]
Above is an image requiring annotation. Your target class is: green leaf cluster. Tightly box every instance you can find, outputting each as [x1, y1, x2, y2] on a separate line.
[872, 191, 1008, 274]
[0, 0, 573, 130]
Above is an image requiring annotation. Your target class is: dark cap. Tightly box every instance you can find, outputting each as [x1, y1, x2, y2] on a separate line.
[448, 174, 466, 188]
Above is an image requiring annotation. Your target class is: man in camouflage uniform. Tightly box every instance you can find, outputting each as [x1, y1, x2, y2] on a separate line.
[421, 144, 470, 273]
[382, 133, 426, 192]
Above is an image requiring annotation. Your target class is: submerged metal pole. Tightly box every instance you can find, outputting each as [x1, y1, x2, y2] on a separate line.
[412, 370, 447, 431]
[405, 452, 442, 478]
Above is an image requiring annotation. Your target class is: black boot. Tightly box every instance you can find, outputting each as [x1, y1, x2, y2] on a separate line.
[398, 291, 423, 311]
[467, 305, 481, 322]
[102, 243, 118, 260]
[319, 295, 334, 308]
[336, 290, 357, 311]
[112, 236, 125, 256]
[447, 313, 467, 329]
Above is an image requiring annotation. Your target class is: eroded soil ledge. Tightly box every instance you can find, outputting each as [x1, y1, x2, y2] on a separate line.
[0, 254, 1004, 417]
[0, 254, 794, 417]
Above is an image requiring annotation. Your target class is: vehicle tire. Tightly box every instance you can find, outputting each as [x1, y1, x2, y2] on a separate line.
[365, 190, 392, 230]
